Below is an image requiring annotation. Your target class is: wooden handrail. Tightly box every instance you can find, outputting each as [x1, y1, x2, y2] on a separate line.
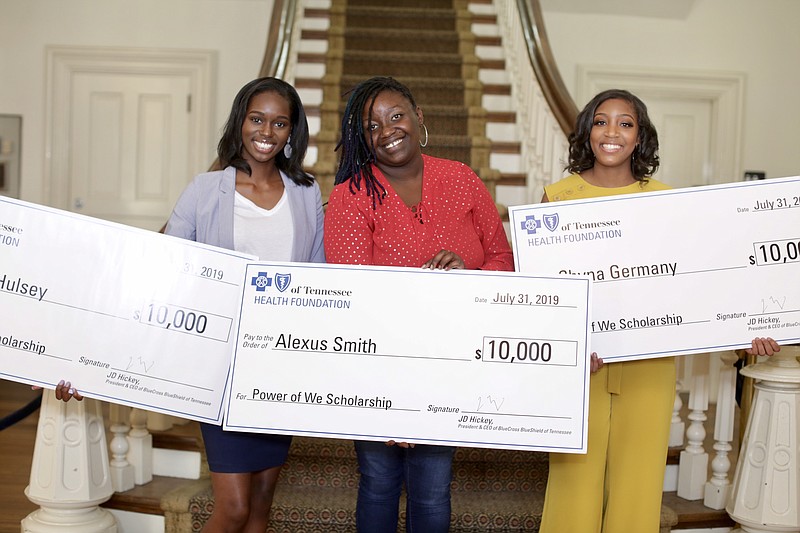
[259, 0, 297, 78]
[517, 0, 578, 135]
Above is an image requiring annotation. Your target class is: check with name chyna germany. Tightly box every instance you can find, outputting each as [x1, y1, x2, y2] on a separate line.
[509, 175, 800, 362]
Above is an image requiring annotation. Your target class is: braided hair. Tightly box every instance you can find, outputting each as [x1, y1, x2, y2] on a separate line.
[218, 77, 313, 187]
[334, 76, 418, 208]
[565, 88, 660, 182]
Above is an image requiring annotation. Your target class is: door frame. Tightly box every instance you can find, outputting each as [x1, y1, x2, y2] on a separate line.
[577, 65, 746, 184]
[44, 45, 217, 210]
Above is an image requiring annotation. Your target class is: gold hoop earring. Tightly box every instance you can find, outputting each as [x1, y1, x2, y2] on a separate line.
[420, 124, 429, 148]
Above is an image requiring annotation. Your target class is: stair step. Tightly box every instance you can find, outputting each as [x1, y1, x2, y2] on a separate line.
[470, 13, 497, 25]
[342, 50, 463, 79]
[346, 6, 456, 31]
[480, 58, 506, 70]
[499, 173, 526, 187]
[104, 475, 191, 516]
[301, 28, 328, 41]
[483, 83, 511, 96]
[151, 422, 203, 452]
[339, 75, 468, 106]
[487, 111, 516, 123]
[492, 141, 521, 153]
[304, 7, 331, 20]
[345, 28, 460, 54]
[348, 0, 455, 9]
[475, 35, 502, 47]
[295, 77, 324, 90]
[661, 492, 735, 529]
[297, 51, 326, 64]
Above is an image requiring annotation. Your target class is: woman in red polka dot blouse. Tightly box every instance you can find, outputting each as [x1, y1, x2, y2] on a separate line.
[324, 76, 513, 532]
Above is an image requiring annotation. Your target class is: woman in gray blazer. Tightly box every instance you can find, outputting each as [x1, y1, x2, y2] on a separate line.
[165, 77, 324, 533]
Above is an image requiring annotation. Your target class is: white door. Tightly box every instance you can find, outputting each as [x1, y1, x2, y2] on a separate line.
[69, 72, 192, 231]
[645, 98, 713, 189]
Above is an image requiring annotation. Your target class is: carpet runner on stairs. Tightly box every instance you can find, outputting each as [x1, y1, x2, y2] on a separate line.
[179, 436, 548, 532]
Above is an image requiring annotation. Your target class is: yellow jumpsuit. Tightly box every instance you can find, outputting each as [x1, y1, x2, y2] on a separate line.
[539, 174, 676, 533]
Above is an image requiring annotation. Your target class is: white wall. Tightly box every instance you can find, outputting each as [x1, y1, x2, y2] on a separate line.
[541, 0, 800, 181]
[0, 0, 274, 203]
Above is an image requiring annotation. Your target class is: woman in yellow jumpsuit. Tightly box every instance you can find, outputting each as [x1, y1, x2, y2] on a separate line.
[538, 89, 673, 533]
[538, 89, 782, 532]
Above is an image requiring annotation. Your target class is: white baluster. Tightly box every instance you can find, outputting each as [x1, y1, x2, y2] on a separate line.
[678, 352, 710, 500]
[704, 350, 738, 509]
[146, 411, 173, 432]
[670, 379, 685, 447]
[727, 345, 800, 532]
[107, 403, 134, 493]
[127, 408, 153, 485]
[22, 394, 117, 532]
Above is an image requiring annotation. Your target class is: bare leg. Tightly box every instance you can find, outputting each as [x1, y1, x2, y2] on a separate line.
[202, 465, 283, 533]
[244, 465, 283, 533]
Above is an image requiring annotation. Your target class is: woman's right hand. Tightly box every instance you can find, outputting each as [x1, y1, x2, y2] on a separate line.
[386, 440, 415, 448]
[590, 352, 604, 374]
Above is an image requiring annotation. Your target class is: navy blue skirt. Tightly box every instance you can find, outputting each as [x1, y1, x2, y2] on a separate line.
[200, 422, 292, 473]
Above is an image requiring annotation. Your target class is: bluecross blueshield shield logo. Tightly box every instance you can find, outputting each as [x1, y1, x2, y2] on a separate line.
[251, 272, 272, 292]
[274, 273, 291, 292]
[543, 213, 559, 232]
[520, 215, 542, 234]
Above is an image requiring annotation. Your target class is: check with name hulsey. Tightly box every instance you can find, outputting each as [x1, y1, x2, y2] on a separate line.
[224, 263, 592, 453]
[509, 175, 800, 362]
[0, 196, 253, 423]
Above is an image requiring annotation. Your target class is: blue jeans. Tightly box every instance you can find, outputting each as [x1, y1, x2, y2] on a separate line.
[355, 440, 455, 533]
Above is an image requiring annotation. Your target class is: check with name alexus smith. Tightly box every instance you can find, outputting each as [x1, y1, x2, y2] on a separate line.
[509, 175, 800, 362]
[224, 263, 592, 453]
[0, 195, 252, 423]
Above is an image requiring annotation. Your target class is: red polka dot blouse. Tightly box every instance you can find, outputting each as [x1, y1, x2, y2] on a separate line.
[324, 155, 513, 271]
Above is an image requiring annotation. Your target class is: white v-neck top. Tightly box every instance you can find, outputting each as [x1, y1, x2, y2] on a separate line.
[233, 189, 293, 261]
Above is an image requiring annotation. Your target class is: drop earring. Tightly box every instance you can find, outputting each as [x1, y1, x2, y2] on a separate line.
[283, 136, 293, 159]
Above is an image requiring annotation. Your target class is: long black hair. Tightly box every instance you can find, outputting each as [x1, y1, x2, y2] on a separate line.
[566, 89, 659, 181]
[334, 76, 419, 206]
[218, 77, 313, 186]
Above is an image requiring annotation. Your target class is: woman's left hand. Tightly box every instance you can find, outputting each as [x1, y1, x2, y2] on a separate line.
[422, 250, 465, 270]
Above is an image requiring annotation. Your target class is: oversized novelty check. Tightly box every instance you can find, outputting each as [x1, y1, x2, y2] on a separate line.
[509, 175, 800, 362]
[224, 263, 591, 452]
[0, 196, 252, 423]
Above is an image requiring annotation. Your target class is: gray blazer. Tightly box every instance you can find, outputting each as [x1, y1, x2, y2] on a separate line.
[166, 166, 325, 263]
